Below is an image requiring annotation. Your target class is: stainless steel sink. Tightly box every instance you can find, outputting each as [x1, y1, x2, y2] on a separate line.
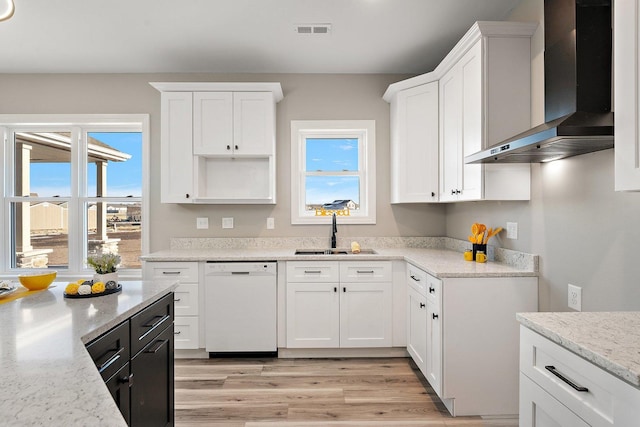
[294, 249, 377, 255]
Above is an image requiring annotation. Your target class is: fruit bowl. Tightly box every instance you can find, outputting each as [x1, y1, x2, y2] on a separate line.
[18, 271, 57, 291]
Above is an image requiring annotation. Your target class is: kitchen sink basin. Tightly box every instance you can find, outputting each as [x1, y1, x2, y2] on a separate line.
[294, 249, 377, 255]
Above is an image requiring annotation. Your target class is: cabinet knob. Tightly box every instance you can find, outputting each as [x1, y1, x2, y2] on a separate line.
[185, 193, 190, 199]
[227, 145, 231, 150]
[456, 189, 461, 194]
[119, 373, 134, 387]
[429, 287, 435, 293]
[432, 313, 439, 320]
[451, 189, 456, 195]
[431, 192, 436, 197]
[235, 145, 239, 150]
[334, 287, 337, 293]
[419, 302, 425, 308]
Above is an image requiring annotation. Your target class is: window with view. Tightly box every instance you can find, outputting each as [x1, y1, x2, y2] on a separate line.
[0, 115, 148, 275]
[290, 120, 376, 224]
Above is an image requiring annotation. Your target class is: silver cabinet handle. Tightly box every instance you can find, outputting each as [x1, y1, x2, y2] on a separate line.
[162, 271, 180, 275]
[356, 270, 374, 274]
[304, 270, 322, 274]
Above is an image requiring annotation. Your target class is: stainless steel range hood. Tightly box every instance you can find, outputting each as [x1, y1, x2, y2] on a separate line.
[466, 0, 613, 164]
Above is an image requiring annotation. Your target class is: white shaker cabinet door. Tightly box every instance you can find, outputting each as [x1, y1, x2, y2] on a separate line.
[160, 91, 194, 203]
[406, 286, 427, 375]
[193, 92, 233, 156]
[339, 282, 392, 348]
[391, 81, 439, 203]
[286, 282, 340, 348]
[233, 92, 275, 156]
[520, 373, 589, 427]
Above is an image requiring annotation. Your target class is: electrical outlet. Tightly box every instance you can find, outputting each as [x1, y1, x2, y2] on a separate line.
[267, 217, 275, 229]
[222, 217, 234, 229]
[196, 217, 209, 229]
[568, 284, 582, 311]
[506, 222, 518, 239]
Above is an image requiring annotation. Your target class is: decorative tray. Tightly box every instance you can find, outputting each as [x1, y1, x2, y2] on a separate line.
[64, 283, 122, 299]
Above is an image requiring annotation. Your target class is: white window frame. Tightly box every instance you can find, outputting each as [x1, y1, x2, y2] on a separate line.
[0, 114, 149, 279]
[290, 120, 376, 225]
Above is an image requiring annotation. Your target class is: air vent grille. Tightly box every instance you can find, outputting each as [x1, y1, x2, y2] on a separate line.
[294, 23, 332, 35]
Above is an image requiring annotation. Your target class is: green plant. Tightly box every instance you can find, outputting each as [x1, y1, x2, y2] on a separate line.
[87, 253, 121, 274]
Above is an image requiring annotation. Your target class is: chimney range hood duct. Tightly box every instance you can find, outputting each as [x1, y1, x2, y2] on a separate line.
[465, 0, 613, 164]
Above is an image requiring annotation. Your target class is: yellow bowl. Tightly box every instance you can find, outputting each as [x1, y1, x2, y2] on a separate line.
[18, 271, 57, 291]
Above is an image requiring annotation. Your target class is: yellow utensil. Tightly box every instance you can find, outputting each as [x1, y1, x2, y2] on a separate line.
[471, 223, 479, 235]
[483, 228, 493, 244]
[468, 235, 476, 243]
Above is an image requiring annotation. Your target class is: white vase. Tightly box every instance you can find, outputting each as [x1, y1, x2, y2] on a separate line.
[93, 272, 119, 285]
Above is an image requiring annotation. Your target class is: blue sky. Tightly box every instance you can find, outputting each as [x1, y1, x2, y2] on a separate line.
[30, 132, 142, 197]
[305, 138, 360, 206]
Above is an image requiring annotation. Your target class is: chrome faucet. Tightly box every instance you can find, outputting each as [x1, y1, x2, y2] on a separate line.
[330, 213, 337, 249]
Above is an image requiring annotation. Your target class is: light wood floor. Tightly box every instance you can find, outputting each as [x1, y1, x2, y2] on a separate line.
[175, 357, 518, 427]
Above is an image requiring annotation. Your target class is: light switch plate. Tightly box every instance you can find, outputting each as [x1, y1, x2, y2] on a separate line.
[267, 217, 275, 229]
[506, 222, 518, 239]
[222, 217, 234, 229]
[196, 217, 209, 229]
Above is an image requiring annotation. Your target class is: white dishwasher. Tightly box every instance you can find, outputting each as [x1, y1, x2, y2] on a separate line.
[204, 262, 277, 354]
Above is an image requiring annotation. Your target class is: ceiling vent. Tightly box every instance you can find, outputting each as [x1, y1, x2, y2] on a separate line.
[294, 23, 332, 35]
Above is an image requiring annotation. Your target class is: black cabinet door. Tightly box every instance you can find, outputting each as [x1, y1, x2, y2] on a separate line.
[105, 362, 132, 425]
[130, 324, 174, 427]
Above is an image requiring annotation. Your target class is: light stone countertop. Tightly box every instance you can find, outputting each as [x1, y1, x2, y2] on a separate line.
[0, 280, 178, 427]
[141, 246, 538, 278]
[517, 312, 640, 388]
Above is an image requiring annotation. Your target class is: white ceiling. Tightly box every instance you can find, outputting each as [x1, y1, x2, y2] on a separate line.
[0, 0, 523, 74]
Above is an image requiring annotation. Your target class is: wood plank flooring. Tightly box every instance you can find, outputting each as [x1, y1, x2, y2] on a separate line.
[175, 357, 518, 427]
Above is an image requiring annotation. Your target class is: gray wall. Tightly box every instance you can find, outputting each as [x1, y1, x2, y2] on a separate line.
[446, 0, 640, 312]
[0, 73, 447, 251]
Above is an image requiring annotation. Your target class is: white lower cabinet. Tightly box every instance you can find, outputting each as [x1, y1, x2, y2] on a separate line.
[520, 326, 640, 427]
[424, 274, 442, 397]
[406, 285, 427, 373]
[286, 261, 392, 348]
[408, 274, 538, 417]
[143, 261, 200, 350]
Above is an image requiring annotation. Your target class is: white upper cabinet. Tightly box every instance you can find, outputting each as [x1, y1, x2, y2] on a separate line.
[193, 92, 233, 156]
[151, 82, 283, 204]
[194, 91, 275, 157]
[614, 0, 640, 191]
[384, 21, 537, 203]
[389, 81, 439, 203]
[439, 42, 483, 202]
[160, 92, 194, 203]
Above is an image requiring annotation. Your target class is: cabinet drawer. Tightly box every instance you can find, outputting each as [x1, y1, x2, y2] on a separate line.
[340, 261, 392, 282]
[86, 320, 130, 381]
[174, 282, 199, 316]
[144, 262, 199, 282]
[407, 263, 428, 294]
[520, 326, 616, 426]
[286, 261, 340, 282]
[174, 316, 200, 350]
[131, 293, 175, 356]
[425, 274, 441, 304]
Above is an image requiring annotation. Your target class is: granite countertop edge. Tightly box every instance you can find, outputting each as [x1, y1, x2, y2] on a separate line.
[517, 312, 640, 388]
[0, 280, 178, 427]
[140, 247, 538, 278]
